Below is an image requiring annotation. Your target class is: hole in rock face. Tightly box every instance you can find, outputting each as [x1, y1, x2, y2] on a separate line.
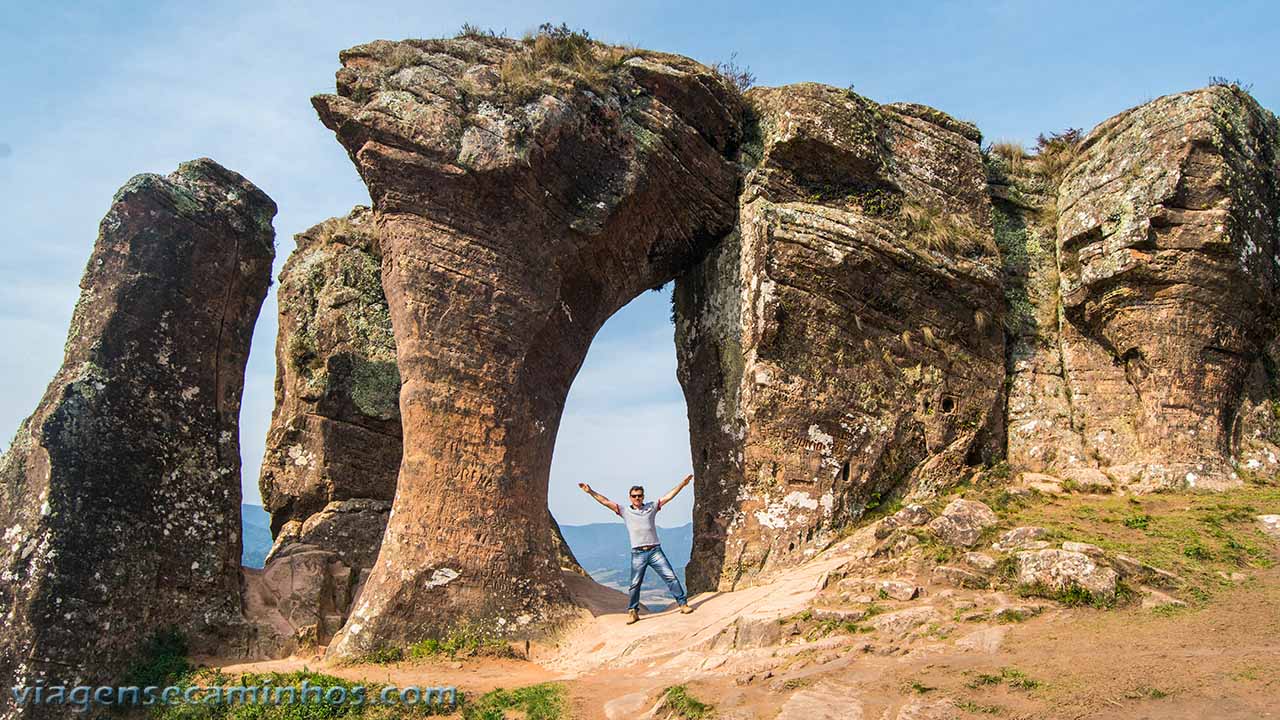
[840, 460, 851, 484]
[548, 287, 694, 606]
[940, 396, 956, 414]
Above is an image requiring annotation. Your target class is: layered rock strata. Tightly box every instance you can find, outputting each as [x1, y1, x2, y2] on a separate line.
[312, 35, 742, 656]
[675, 84, 1006, 592]
[254, 209, 585, 650]
[1002, 86, 1280, 490]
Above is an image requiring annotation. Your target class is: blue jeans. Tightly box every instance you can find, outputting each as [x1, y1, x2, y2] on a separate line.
[628, 545, 687, 610]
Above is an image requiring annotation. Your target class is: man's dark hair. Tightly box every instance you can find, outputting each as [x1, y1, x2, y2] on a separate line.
[629, 485, 645, 494]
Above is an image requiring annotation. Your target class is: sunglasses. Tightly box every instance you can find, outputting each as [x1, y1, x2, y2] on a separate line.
[630, 493, 644, 498]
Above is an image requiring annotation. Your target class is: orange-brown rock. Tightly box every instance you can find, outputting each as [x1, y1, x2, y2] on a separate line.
[312, 33, 741, 656]
[1003, 86, 1280, 490]
[676, 84, 1006, 592]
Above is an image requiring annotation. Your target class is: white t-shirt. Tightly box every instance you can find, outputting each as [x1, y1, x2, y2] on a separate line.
[618, 501, 661, 547]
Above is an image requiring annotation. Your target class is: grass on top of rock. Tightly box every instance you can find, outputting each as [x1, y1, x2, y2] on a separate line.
[711, 51, 755, 94]
[988, 141, 1029, 174]
[498, 23, 636, 104]
[1032, 127, 1084, 190]
[659, 685, 715, 720]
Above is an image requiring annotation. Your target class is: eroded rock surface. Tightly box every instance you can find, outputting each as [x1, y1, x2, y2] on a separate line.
[0, 160, 274, 704]
[259, 207, 401, 536]
[253, 208, 585, 652]
[676, 84, 1005, 592]
[1003, 86, 1280, 490]
[312, 34, 741, 655]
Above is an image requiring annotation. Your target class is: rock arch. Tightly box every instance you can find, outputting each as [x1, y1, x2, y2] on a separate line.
[312, 36, 743, 656]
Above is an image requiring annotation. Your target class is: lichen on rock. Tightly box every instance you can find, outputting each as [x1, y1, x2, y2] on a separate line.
[0, 158, 275, 700]
[677, 83, 1006, 593]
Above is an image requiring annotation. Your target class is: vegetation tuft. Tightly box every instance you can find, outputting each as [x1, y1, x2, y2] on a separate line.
[711, 52, 755, 95]
[120, 627, 193, 689]
[463, 683, 565, 720]
[901, 202, 992, 256]
[1209, 75, 1254, 94]
[1032, 127, 1084, 190]
[498, 23, 635, 104]
[659, 685, 715, 719]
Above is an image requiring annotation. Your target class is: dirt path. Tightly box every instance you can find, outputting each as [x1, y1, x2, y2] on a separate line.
[205, 512, 1280, 719]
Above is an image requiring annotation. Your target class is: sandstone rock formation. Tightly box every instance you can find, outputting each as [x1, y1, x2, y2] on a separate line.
[253, 208, 585, 650]
[311, 33, 741, 656]
[676, 84, 1006, 592]
[0, 160, 274, 700]
[307, 25, 1280, 653]
[259, 207, 401, 536]
[1000, 85, 1280, 490]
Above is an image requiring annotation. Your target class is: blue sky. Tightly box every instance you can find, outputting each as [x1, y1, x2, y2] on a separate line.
[1, 0, 1275, 526]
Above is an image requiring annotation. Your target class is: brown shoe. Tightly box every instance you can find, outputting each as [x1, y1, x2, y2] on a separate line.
[626, 609, 639, 624]
[679, 604, 693, 614]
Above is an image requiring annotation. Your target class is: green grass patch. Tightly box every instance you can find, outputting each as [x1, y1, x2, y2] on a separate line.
[991, 485, 1280, 605]
[659, 685, 715, 719]
[463, 683, 564, 720]
[150, 669, 458, 719]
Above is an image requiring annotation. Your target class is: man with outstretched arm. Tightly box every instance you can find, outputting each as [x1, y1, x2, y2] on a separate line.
[578, 475, 694, 624]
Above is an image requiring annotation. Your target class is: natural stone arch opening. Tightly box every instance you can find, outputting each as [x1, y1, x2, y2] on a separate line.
[312, 35, 743, 658]
[547, 287, 697, 593]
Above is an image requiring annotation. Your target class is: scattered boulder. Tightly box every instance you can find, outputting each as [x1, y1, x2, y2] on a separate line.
[1110, 554, 1181, 589]
[869, 606, 941, 636]
[0, 160, 275, 693]
[1061, 541, 1106, 560]
[1140, 588, 1187, 610]
[1017, 473, 1065, 495]
[1015, 549, 1119, 602]
[877, 580, 921, 601]
[876, 504, 935, 539]
[932, 566, 989, 590]
[1059, 468, 1113, 494]
[928, 499, 998, 547]
[1258, 515, 1280, 539]
[992, 526, 1049, 552]
[962, 552, 998, 572]
[992, 604, 1044, 623]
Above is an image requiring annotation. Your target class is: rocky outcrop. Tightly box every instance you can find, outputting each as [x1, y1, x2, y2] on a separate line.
[312, 33, 741, 656]
[253, 207, 587, 652]
[259, 207, 401, 536]
[0, 160, 274, 702]
[1014, 549, 1119, 602]
[676, 84, 1005, 592]
[307, 25, 1280, 653]
[1003, 86, 1280, 490]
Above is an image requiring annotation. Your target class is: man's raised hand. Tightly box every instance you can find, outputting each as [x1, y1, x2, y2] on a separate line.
[578, 482, 592, 493]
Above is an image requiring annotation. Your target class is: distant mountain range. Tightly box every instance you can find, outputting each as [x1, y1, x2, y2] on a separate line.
[239, 506, 693, 607]
[241, 504, 273, 568]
